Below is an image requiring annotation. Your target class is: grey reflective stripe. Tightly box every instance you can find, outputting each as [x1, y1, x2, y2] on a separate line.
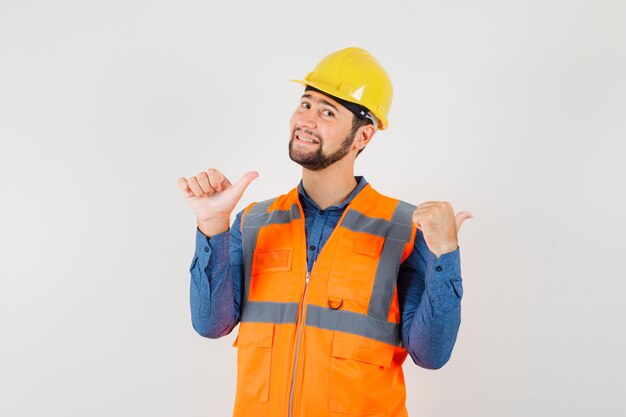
[305, 305, 402, 346]
[391, 200, 417, 226]
[241, 198, 277, 302]
[241, 199, 301, 302]
[368, 201, 417, 320]
[368, 239, 406, 320]
[241, 301, 299, 324]
[243, 204, 300, 228]
[250, 198, 276, 214]
[340, 209, 411, 242]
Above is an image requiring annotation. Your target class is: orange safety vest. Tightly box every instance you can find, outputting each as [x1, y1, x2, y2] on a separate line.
[232, 183, 417, 417]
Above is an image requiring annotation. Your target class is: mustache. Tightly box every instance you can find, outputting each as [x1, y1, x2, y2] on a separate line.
[293, 128, 323, 144]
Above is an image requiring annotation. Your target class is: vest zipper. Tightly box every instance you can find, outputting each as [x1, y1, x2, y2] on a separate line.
[286, 192, 359, 416]
[288, 269, 310, 417]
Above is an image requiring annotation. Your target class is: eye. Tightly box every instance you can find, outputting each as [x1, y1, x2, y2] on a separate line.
[321, 109, 335, 117]
[300, 101, 311, 109]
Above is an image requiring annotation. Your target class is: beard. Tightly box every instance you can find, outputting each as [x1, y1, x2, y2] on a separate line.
[288, 128, 354, 171]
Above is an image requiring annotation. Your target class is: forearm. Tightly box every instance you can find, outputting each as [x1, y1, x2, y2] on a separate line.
[189, 227, 241, 338]
[400, 245, 463, 369]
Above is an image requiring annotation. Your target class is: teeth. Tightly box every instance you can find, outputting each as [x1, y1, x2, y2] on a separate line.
[298, 134, 318, 144]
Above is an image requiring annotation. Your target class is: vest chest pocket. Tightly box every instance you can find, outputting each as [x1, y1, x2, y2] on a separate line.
[252, 248, 293, 274]
[232, 322, 274, 403]
[250, 248, 294, 300]
[328, 234, 385, 305]
[329, 331, 396, 414]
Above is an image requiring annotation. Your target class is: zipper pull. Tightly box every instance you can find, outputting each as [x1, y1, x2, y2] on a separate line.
[305, 271, 310, 285]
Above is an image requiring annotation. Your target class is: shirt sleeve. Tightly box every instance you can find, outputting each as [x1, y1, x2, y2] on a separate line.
[397, 228, 463, 369]
[189, 210, 245, 338]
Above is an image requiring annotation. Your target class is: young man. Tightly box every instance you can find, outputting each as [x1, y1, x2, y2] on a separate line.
[178, 47, 472, 417]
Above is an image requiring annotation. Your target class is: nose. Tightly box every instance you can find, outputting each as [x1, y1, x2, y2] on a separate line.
[295, 109, 317, 129]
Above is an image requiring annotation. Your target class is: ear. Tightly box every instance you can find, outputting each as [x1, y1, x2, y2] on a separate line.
[353, 124, 376, 151]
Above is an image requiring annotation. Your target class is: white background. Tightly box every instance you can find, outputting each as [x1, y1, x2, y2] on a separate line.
[1, 1, 625, 416]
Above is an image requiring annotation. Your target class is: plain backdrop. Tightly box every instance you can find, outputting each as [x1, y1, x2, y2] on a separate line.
[1, 1, 625, 416]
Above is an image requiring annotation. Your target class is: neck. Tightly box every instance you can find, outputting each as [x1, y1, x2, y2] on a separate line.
[301, 161, 358, 209]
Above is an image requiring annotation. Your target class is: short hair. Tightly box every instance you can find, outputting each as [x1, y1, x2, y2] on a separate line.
[351, 115, 373, 157]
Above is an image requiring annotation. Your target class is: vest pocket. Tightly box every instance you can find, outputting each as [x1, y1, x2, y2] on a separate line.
[328, 234, 383, 305]
[252, 247, 293, 274]
[328, 331, 396, 414]
[233, 322, 274, 403]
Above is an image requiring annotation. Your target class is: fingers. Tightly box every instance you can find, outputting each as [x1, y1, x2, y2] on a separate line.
[187, 176, 206, 196]
[415, 201, 438, 209]
[206, 169, 227, 192]
[178, 169, 257, 198]
[196, 169, 226, 194]
[412, 202, 473, 232]
[412, 202, 451, 225]
[177, 177, 194, 198]
[221, 177, 233, 189]
[196, 171, 212, 193]
[179, 168, 228, 197]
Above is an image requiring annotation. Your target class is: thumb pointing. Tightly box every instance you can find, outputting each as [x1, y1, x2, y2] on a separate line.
[455, 211, 473, 231]
[231, 171, 259, 196]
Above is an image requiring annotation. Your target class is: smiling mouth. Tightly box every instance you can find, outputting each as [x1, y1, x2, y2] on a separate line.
[294, 132, 320, 145]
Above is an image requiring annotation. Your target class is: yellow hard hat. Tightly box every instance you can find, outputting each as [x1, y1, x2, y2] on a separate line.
[292, 47, 393, 130]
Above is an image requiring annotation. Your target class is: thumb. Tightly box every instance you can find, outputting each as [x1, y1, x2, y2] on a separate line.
[455, 211, 473, 231]
[230, 171, 259, 196]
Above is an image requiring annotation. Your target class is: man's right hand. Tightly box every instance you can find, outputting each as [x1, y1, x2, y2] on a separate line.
[177, 169, 259, 236]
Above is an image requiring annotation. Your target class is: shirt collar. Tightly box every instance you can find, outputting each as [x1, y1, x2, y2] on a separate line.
[297, 176, 368, 211]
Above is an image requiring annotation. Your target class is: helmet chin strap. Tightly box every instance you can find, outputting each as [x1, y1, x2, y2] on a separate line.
[364, 113, 379, 131]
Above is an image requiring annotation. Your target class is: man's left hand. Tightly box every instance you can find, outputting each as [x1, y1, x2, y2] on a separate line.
[412, 202, 473, 258]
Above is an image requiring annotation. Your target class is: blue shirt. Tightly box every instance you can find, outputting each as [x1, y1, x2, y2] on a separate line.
[189, 176, 463, 369]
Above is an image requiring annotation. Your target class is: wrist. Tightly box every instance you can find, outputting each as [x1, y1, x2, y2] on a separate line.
[431, 243, 459, 259]
[197, 217, 230, 237]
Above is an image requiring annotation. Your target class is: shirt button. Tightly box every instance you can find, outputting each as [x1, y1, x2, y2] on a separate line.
[319, 210, 325, 215]
[203, 247, 210, 253]
[309, 245, 316, 251]
[435, 265, 443, 272]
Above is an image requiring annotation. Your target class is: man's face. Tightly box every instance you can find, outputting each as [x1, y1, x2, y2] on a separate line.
[289, 90, 356, 171]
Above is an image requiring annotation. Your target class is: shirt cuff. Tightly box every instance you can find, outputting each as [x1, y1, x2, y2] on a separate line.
[195, 227, 210, 255]
[195, 226, 230, 257]
[424, 246, 463, 298]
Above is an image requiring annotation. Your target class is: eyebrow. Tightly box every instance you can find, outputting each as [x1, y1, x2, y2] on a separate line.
[302, 93, 340, 113]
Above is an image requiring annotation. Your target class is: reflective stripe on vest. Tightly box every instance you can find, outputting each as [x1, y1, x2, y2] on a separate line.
[239, 189, 416, 347]
[241, 198, 299, 302]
